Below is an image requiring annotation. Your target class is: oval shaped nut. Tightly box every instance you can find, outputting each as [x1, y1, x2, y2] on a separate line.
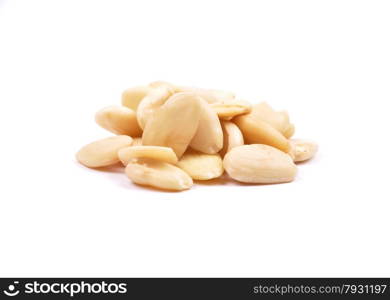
[223, 144, 297, 183]
[220, 121, 244, 157]
[122, 86, 151, 111]
[290, 139, 318, 162]
[76, 135, 133, 168]
[233, 114, 291, 153]
[136, 86, 174, 129]
[95, 106, 142, 137]
[177, 150, 223, 180]
[189, 99, 223, 154]
[118, 146, 178, 166]
[125, 158, 193, 191]
[142, 92, 202, 158]
[210, 100, 251, 119]
[131, 137, 143, 146]
[250, 102, 291, 134]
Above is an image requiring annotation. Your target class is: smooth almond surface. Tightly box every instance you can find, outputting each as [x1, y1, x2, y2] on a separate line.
[177, 150, 224, 180]
[125, 158, 193, 191]
[233, 114, 290, 153]
[211, 100, 251, 119]
[142, 92, 202, 158]
[290, 139, 318, 162]
[189, 98, 223, 154]
[95, 105, 142, 137]
[223, 144, 297, 183]
[220, 121, 244, 156]
[118, 146, 178, 166]
[251, 102, 294, 138]
[122, 86, 151, 111]
[136, 86, 173, 129]
[76, 135, 133, 168]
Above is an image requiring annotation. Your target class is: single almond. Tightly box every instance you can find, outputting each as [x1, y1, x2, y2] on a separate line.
[136, 86, 174, 129]
[125, 158, 193, 191]
[233, 114, 290, 153]
[289, 139, 318, 162]
[118, 146, 178, 166]
[177, 150, 223, 180]
[76, 135, 133, 168]
[211, 100, 251, 119]
[122, 86, 151, 111]
[95, 105, 142, 137]
[220, 121, 244, 157]
[223, 144, 297, 183]
[251, 102, 294, 138]
[142, 92, 202, 158]
[189, 98, 223, 154]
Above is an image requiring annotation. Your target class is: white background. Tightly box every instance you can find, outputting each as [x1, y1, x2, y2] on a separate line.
[0, 0, 389, 277]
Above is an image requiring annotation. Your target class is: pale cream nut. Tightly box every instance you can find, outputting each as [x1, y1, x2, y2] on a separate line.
[251, 102, 294, 138]
[220, 121, 244, 157]
[210, 100, 251, 119]
[95, 105, 142, 137]
[177, 150, 223, 180]
[136, 86, 174, 129]
[189, 98, 223, 154]
[233, 114, 291, 153]
[223, 144, 297, 183]
[118, 146, 178, 166]
[122, 86, 151, 111]
[289, 139, 318, 162]
[142, 92, 202, 158]
[125, 158, 193, 191]
[76, 135, 133, 168]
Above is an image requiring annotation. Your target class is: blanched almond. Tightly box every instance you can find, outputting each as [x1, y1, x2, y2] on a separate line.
[118, 146, 178, 166]
[95, 105, 142, 137]
[125, 158, 193, 191]
[76, 135, 133, 168]
[223, 144, 297, 183]
[233, 114, 290, 153]
[177, 150, 223, 180]
[122, 86, 151, 111]
[136, 86, 174, 129]
[189, 98, 223, 154]
[220, 121, 244, 156]
[211, 100, 251, 119]
[290, 139, 318, 162]
[251, 102, 294, 138]
[142, 92, 202, 158]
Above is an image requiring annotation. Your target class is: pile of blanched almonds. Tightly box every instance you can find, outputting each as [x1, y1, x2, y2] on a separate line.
[76, 81, 318, 191]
